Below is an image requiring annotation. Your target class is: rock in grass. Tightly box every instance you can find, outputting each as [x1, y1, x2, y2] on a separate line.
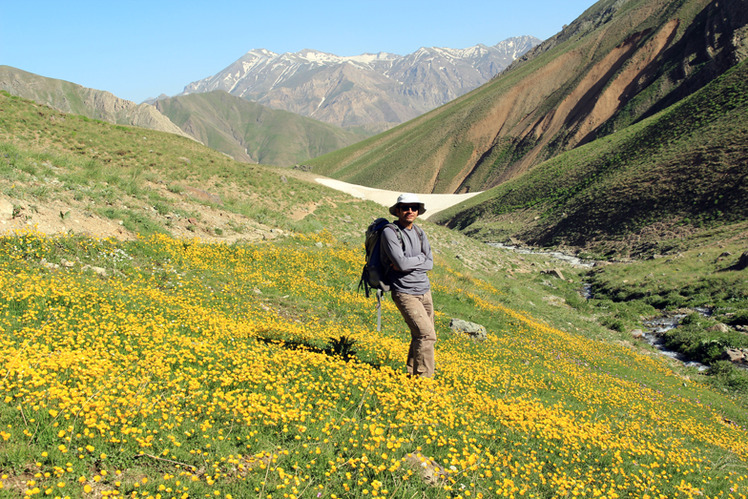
[403, 452, 448, 486]
[541, 268, 566, 280]
[449, 318, 488, 341]
[708, 323, 730, 333]
[724, 348, 748, 365]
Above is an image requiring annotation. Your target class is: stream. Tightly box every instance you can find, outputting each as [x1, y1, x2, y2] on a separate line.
[487, 242, 596, 268]
[488, 242, 710, 370]
[641, 311, 710, 371]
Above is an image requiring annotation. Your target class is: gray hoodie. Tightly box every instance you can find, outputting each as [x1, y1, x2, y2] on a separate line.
[381, 222, 433, 295]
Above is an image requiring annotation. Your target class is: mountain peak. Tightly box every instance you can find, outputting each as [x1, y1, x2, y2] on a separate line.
[242, 48, 277, 59]
[180, 36, 540, 131]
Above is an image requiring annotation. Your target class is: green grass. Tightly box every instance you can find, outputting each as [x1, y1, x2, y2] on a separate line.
[0, 91, 381, 240]
[578, 232, 748, 393]
[2, 82, 748, 498]
[2, 230, 747, 498]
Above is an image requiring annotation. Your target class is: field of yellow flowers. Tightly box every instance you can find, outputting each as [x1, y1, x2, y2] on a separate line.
[1, 229, 747, 498]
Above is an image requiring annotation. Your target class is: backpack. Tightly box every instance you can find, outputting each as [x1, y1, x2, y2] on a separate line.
[359, 218, 400, 298]
[358, 218, 422, 331]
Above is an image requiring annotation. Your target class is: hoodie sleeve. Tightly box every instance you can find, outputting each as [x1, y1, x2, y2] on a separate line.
[420, 230, 434, 271]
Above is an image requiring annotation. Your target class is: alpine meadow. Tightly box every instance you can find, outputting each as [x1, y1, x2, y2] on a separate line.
[1, 0, 748, 498]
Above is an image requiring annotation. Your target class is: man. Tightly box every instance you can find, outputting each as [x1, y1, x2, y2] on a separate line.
[381, 193, 436, 378]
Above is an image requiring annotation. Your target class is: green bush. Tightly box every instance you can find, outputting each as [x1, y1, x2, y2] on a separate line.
[565, 291, 589, 311]
[722, 310, 748, 326]
[707, 361, 748, 393]
[664, 315, 748, 364]
[679, 312, 705, 326]
[600, 316, 626, 332]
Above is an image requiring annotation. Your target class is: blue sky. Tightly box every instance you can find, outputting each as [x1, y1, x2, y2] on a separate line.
[1, 0, 594, 103]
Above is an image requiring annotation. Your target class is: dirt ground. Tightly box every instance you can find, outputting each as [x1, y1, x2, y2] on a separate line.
[0, 176, 479, 242]
[0, 182, 278, 243]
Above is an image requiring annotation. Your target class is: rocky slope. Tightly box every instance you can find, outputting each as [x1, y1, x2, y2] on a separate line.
[309, 0, 748, 194]
[178, 37, 540, 132]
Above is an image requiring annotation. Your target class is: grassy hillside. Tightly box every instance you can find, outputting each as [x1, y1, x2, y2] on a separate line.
[433, 59, 748, 254]
[0, 91, 366, 242]
[155, 91, 368, 166]
[3, 230, 748, 498]
[306, 0, 746, 198]
[1, 92, 748, 498]
[0, 67, 368, 168]
[429, 61, 748, 374]
[0, 66, 189, 139]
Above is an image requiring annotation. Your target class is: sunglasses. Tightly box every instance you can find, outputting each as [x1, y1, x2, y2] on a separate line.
[399, 204, 420, 212]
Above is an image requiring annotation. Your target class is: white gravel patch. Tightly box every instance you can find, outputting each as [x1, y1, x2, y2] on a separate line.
[315, 178, 482, 220]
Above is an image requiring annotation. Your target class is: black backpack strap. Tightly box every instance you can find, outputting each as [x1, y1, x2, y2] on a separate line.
[376, 288, 383, 331]
[358, 266, 373, 298]
[380, 224, 403, 270]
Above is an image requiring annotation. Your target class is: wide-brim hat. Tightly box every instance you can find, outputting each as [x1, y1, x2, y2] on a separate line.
[389, 193, 426, 216]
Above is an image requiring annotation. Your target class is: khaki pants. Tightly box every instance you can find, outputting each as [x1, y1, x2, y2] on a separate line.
[392, 290, 436, 378]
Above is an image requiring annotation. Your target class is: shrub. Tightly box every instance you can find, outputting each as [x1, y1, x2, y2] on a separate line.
[707, 361, 748, 393]
[601, 315, 626, 332]
[722, 310, 748, 326]
[664, 315, 748, 364]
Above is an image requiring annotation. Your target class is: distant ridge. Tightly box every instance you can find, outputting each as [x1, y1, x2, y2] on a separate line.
[0, 66, 364, 166]
[0, 66, 190, 139]
[155, 91, 367, 166]
[179, 37, 541, 132]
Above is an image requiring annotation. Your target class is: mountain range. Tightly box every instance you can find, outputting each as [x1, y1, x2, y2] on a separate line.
[1, 37, 538, 166]
[309, 0, 748, 256]
[153, 90, 368, 166]
[178, 37, 541, 133]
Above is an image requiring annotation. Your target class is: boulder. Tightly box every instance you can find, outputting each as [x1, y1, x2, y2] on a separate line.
[541, 269, 565, 280]
[449, 318, 487, 341]
[724, 348, 748, 365]
[707, 323, 730, 334]
[82, 265, 107, 277]
[403, 452, 447, 486]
